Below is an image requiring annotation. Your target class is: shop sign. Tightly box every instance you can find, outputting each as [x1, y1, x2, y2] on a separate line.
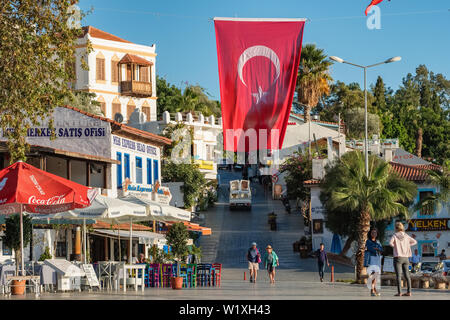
[123, 180, 172, 205]
[407, 219, 450, 232]
[113, 136, 157, 156]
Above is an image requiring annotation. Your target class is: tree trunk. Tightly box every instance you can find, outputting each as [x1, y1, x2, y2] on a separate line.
[304, 105, 311, 123]
[339, 237, 354, 257]
[356, 207, 371, 282]
[415, 127, 423, 158]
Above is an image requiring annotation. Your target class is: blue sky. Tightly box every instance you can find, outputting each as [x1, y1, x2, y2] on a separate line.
[79, 0, 449, 100]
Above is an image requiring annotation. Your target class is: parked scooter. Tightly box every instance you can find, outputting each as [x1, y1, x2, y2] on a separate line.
[281, 196, 291, 214]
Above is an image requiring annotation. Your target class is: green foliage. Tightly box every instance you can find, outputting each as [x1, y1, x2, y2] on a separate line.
[161, 122, 192, 159]
[279, 149, 312, 201]
[39, 246, 52, 261]
[165, 223, 190, 261]
[63, 91, 102, 115]
[156, 76, 221, 118]
[297, 44, 333, 122]
[148, 245, 173, 264]
[0, 1, 89, 162]
[344, 108, 381, 139]
[415, 162, 449, 214]
[162, 161, 207, 209]
[2, 213, 32, 273]
[320, 151, 417, 280]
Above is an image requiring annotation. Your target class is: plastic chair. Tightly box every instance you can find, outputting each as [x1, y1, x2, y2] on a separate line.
[212, 263, 222, 287]
[161, 264, 173, 288]
[187, 264, 197, 288]
[148, 264, 160, 287]
[197, 264, 213, 287]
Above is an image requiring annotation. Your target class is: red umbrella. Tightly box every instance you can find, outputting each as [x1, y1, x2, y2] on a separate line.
[0, 161, 97, 275]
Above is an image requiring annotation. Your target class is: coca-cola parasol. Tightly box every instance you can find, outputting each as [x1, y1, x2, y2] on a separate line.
[0, 161, 97, 275]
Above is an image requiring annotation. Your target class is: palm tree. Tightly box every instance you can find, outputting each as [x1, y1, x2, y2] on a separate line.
[297, 44, 333, 123]
[415, 161, 449, 215]
[320, 151, 417, 282]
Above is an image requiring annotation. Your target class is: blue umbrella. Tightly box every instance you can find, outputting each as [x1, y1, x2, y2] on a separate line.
[331, 234, 342, 254]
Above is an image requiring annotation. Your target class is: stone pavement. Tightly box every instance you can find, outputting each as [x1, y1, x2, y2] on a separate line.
[2, 268, 448, 300]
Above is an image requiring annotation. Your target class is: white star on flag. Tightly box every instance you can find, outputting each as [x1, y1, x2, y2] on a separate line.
[252, 86, 269, 104]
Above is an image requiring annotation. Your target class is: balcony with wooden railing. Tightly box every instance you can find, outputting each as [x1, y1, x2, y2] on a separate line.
[120, 80, 152, 97]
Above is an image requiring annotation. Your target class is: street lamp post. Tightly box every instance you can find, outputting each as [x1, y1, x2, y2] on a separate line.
[329, 56, 401, 177]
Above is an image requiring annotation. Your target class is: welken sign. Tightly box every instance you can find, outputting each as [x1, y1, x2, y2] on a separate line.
[407, 219, 450, 232]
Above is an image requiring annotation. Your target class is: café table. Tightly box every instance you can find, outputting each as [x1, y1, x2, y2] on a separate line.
[5, 275, 41, 297]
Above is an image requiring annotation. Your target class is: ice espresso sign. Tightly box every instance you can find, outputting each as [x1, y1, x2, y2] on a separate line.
[112, 136, 157, 156]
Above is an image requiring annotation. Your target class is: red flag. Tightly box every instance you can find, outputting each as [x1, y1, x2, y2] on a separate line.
[365, 0, 386, 16]
[214, 18, 305, 151]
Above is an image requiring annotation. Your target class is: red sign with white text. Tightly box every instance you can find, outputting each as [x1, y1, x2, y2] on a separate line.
[214, 18, 305, 151]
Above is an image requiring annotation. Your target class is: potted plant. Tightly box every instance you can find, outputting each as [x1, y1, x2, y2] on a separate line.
[165, 222, 190, 289]
[2, 214, 32, 295]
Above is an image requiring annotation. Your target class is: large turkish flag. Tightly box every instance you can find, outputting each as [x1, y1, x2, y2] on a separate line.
[214, 18, 305, 151]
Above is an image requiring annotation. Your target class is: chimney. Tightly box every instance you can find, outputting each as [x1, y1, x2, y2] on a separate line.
[384, 148, 393, 162]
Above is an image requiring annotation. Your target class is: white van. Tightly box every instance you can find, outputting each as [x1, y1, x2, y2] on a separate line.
[229, 180, 252, 210]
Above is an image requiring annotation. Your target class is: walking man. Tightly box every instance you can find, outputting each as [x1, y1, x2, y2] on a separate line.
[246, 242, 261, 283]
[316, 243, 329, 282]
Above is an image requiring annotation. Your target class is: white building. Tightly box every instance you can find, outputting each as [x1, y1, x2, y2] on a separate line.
[0, 105, 172, 263]
[304, 140, 449, 258]
[262, 113, 346, 198]
[128, 111, 223, 181]
[75, 26, 157, 123]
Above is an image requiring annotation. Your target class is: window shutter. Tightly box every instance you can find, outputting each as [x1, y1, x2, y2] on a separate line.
[96, 58, 105, 81]
[111, 61, 119, 82]
[100, 102, 106, 115]
[142, 106, 151, 121]
[112, 103, 121, 116]
[127, 105, 135, 120]
[140, 66, 149, 82]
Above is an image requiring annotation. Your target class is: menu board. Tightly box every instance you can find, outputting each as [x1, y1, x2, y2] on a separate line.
[82, 264, 100, 288]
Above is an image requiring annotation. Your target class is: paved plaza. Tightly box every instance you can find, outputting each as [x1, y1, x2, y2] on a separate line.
[1, 268, 449, 300]
[2, 170, 448, 300]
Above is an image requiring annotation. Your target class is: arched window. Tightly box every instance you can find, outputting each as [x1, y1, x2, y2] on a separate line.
[111, 54, 120, 83]
[96, 52, 106, 82]
[112, 97, 122, 118]
[97, 96, 106, 116]
[141, 100, 151, 121]
[127, 99, 136, 121]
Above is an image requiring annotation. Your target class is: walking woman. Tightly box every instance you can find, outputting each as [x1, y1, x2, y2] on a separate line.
[365, 228, 383, 296]
[263, 245, 279, 284]
[389, 222, 417, 296]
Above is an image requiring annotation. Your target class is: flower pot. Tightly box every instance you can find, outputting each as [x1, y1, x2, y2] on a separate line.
[11, 280, 26, 295]
[171, 277, 183, 290]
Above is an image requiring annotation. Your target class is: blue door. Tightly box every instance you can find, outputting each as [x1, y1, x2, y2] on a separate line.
[147, 158, 152, 184]
[116, 152, 122, 188]
[124, 154, 130, 179]
[153, 159, 159, 183]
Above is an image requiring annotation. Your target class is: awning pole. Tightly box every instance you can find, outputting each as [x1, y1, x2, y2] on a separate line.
[20, 205, 25, 276]
[129, 218, 133, 263]
[117, 220, 121, 261]
[83, 219, 87, 264]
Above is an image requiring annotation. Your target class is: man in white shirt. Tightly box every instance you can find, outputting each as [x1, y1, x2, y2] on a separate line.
[409, 249, 421, 272]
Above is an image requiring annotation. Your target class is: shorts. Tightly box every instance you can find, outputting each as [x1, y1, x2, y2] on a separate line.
[248, 262, 259, 270]
[267, 265, 275, 273]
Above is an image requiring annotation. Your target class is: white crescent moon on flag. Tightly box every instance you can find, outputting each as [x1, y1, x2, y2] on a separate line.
[237, 45, 280, 87]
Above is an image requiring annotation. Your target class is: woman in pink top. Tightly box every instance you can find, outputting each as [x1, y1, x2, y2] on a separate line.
[389, 222, 417, 296]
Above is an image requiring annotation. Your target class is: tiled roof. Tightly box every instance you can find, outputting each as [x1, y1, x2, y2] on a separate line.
[119, 53, 153, 66]
[412, 163, 442, 171]
[93, 221, 152, 231]
[303, 162, 431, 187]
[389, 162, 429, 182]
[63, 105, 172, 146]
[81, 26, 132, 44]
